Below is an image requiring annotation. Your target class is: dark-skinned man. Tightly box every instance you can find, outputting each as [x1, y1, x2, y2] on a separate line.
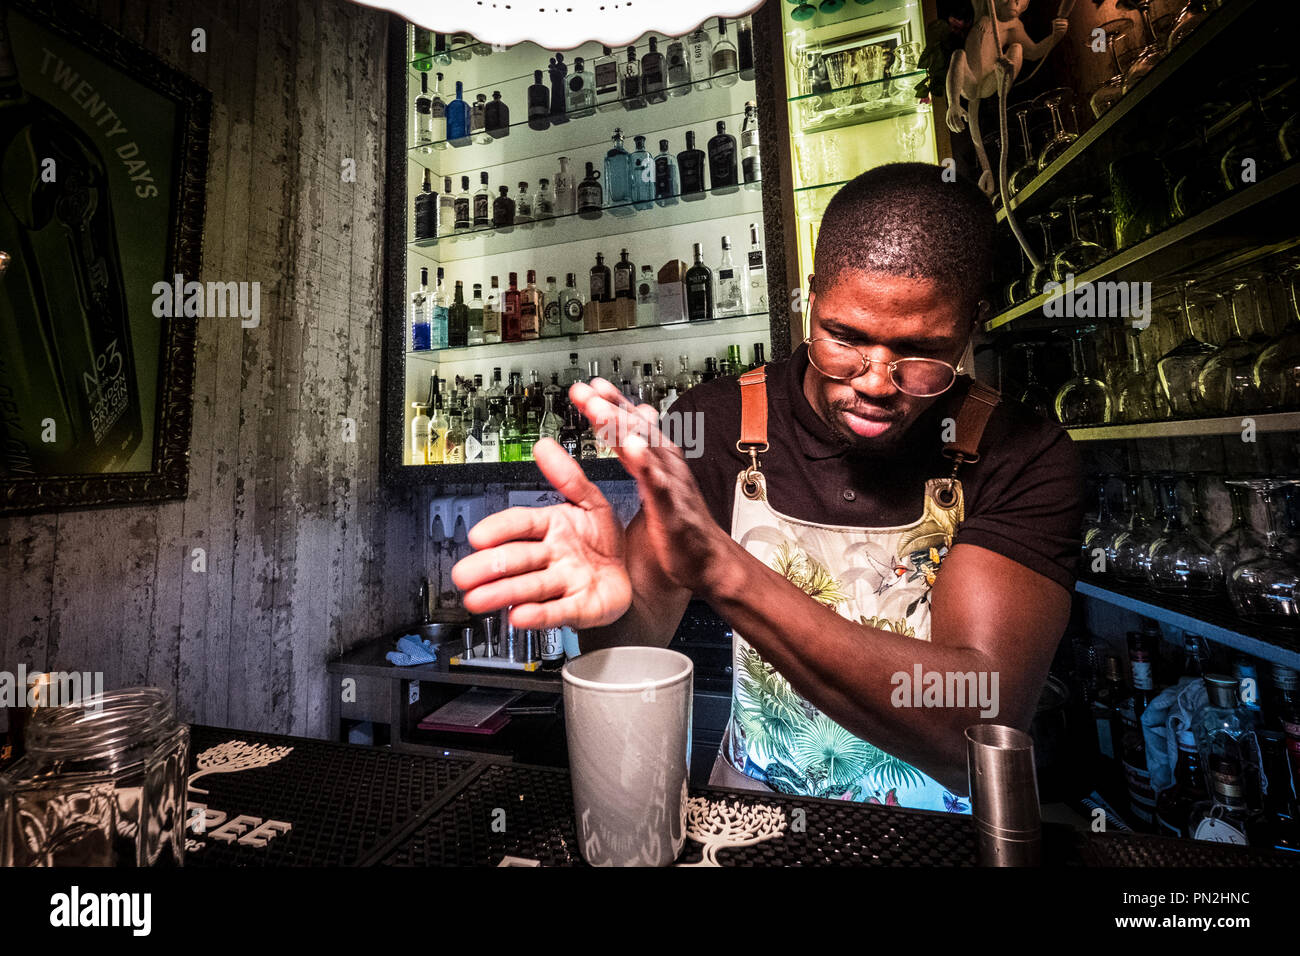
[452, 163, 1083, 810]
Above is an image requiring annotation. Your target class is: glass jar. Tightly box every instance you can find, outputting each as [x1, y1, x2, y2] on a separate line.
[0, 687, 189, 866]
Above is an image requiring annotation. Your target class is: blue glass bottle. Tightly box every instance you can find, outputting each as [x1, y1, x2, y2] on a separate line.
[630, 134, 654, 209]
[654, 138, 679, 206]
[445, 81, 471, 145]
[603, 127, 633, 212]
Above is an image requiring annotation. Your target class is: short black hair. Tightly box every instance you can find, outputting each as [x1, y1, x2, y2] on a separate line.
[813, 162, 995, 314]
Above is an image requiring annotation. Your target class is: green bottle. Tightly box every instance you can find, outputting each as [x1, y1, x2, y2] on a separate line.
[521, 409, 540, 461]
[502, 407, 523, 462]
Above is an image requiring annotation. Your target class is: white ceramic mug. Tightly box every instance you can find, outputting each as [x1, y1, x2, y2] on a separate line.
[562, 646, 693, 867]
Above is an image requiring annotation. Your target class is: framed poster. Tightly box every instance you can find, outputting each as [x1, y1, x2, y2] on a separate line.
[0, 0, 210, 514]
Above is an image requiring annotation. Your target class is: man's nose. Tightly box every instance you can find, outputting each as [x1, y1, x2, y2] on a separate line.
[849, 356, 898, 400]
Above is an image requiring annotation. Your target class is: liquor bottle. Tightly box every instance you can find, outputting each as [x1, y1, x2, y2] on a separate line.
[750, 343, 766, 370]
[504, 272, 522, 342]
[567, 56, 596, 117]
[540, 391, 563, 443]
[741, 101, 761, 188]
[746, 223, 767, 312]
[657, 259, 689, 325]
[674, 355, 694, 392]
[1189, 751, 1271, 846]
[410, 267, 431, 351]
[485, 90, 510, 138]
[468, 283, 485, 346]
[488, 367, 505, 406]
[541, 276, 563, 338]
[473, 172, 491, 228]
[702, 357, 719, 382]
[411, 402, 430, 464]
[454, 175, 471, 231]
[654, 139, 679, 205]
[594, 45, 620, 110]
[439, 176, 456, 234]
[736, 15, 755, 81]
[685, 243, 715, 321]
[411, 27, 434, 71]
[1195, 673, 1265, 809]
[708, 120, 738, 192]
[548, 52, 569, 124]
[444, 411, 467, 464]
[590, 252, 613, 303]
[1182, 633, 1207, 680]
[651, 358, 670, 407]
[1267, 664, 1299, 734]
[604, 128, 633, 208]
[637, 266, 657, 328]
[716, 236, 743, 317]
[483, 276, 502, 344]
[1257, 729, 1300, 852]
[492, 185, 515, 229]
[638, 363, 657, 405]
[481, 399, 502, 462]
[515, 182, 534, 225]
[642, 36, 667, 103]
[446, 80, 471, 144]
[666, 36, 691, 95]
[535, 178, 555, 220]
[521, 408, 540, 461]
[527, 69, 550, 130]
[555, 156, 576, 216]
[501, 403, 523, 462]
[520, 270, 541, 340]
[560, 404, 581, 458]
[1155, 730, 1208, 838]
[427, 73, 447, 149]
[660, 387, 679, 414]
[614, 249, 637, 300]
[711, 18, 739, 87]
[426, 383, 448, 464]
[621, 46, 644, 110]
[687, 25, 713, 92]
[577, 161, 603, 218]
[562, 352, 585, 387]
[1119, 628, 1159, 829]
[471, 93, 491, 144]
[413, 72, 435, 151]
[432, 268, 450, 349]
[630, 135, 654, 208]
[580, 416, 600, 460]
[414, 168, 438, 240]
[448, 280, 468, 348]
[464, 389, 483, 462]
[678, 131, 707, 199]
[561, 274, 586, 335]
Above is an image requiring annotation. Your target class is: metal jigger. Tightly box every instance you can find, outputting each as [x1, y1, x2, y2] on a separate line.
[965, 724, 1042, 866]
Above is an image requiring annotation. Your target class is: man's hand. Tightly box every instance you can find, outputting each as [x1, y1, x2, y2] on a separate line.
[568, 378, 734, 593]
[451, 438, 632, 630]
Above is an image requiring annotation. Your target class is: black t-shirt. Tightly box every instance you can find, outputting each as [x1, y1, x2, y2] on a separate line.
[667, 343, 1084, 591]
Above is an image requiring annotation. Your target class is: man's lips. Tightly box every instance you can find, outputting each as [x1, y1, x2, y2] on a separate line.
[840, 408, 897, 439]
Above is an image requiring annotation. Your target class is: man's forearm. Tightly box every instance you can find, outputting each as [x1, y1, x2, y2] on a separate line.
[699, 537, 1003, 793]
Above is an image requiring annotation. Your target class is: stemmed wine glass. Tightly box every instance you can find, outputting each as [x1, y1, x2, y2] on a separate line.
[1052, 194, 1110, 281]
[1111, 474, 1159, 583]
[1196, 279, 1265, 414]
[787, 31, 824, 128]
[1225, 479, 1300, 625]
[1146, 472, 1222, 595]
[1007, 102, 1039, 196]
[1090, 18, 1135, 119]
[895, 105, 931, 160]
[1054, 327, 1115, 425]
[1120, 0, 1166, 95]
[1168, 0, 1222, 50]
[1010, 342, 1055, 419]
[1026, 211, 1061, 297]
[1082, 475, 1126, 574]
[1212, 478, 1268, 589]
[1157, 279, 1219, 417]
[889, 41, 924, 106]
[1115, 327, 1164, 422]
[1036, 88, 1078, 171]
[1253, 261, 1300, 409]
[788, 0, 817, 22]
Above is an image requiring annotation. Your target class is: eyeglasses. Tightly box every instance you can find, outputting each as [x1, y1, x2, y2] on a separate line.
[805, 337, 964, 396]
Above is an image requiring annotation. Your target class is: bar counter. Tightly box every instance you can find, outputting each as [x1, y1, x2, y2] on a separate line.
[181, 725, 1300, 868]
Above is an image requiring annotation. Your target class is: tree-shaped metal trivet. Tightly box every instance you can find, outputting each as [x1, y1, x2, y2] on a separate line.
[677, 796, 787, 867]
[187, 740, 294, 794]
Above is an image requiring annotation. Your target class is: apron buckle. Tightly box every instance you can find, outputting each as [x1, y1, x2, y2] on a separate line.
[736, 440, 768, 500]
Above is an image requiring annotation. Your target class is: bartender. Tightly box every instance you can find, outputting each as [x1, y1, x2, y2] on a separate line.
[453, 163, 1083, 810]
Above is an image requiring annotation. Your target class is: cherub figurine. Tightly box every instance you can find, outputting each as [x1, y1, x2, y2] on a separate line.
[944, 0, 1072, 265]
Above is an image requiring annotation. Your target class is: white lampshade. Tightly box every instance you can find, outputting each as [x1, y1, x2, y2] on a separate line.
[352, 0, 764, 50]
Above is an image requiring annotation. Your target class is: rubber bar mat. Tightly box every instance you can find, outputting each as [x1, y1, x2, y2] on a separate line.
[184, 725, 475, 866]
[1079, 831, 1300, 867]
[376, 762, 981, 866]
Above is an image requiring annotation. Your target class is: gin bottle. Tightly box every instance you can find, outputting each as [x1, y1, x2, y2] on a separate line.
[454, 175, 471, 231]
[593, 45, 620, 110]
[413, 72, 434, 152]
[603, 128, 633, 207]
[741, 101, 761, 188]
[471, 93, 491, 144]
[503, 272, 522, 342]
[554, 157, 576, 216]
[708, 120, 738, 191]
[535, 178, 555, 219]
[746, 223, 767, 311]
[468, 283, 485, 346]
[515, 181, 534, 225]
[483, 276, 502, 344]
[567, 57, 595, 117]
[654, 139, 679, 205]
[677, 131, 707, 199]
[630, 135, 654, 208]
[485, 90, 510, 138]
[687, 26, 712, 92]
[685, 243, 714, 321]
[642, 36, 667, 103]
[621, 47, 644, 110]
[448, 280, 469, 347]
[429, 72, 448, 146]
[413, 168, 437, 239]
[577, 161, 603, 218]
[520, 270, 541, 340]
[711, 18, 739, 86]
[560, 274, 586, 335]
[431, 268, 450, 349]
[541, 276, 563, 338]
[716, 236, 743, 317]
[445, 80, 471, 143]
[410, 268, 431, 351]
[438, 176, 456, 234]
[473, 171, 490, 228]
[492, 185, 515, 229]
[666, 37, 691, 95]
[527, 69, 550, 130]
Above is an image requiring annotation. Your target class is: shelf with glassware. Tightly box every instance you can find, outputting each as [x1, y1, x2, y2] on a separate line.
[786, 68, 928, 134]
[1066, 412, 1300, 442]
[993, 0, 1267, 221]
[1076, 470, 1300, 662]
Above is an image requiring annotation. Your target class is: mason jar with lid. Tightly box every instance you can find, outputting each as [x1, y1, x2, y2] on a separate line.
[0, 687, 189, 866]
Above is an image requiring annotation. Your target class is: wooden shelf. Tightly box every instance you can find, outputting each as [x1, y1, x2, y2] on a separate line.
[1066, 411, 1300, 442]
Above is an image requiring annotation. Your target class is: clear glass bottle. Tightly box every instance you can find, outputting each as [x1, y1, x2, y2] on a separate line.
[567, 56, 595, 117]
[654, 138, 679, 206]
[410, 267, 431, 351]
[675, 354, 694, 392]
[426, 384, 448, 464]
[454, 175, 471, 231]
[560, 273, 586, 335]
[621, 46, 644, 109]
[413, 71, 435, 152]
[708, 120, 738, 192]
[438, 175, 456, 235]
[741, 101, 761, 187]
[642, 36, 667, 103]
[467, 283, 485, 346]
[637, 265, 657, 328]
[464, 387, 484, 462]
[540, 392, 563, 443]
[666, 36, 691, 95]
[541, 275, 562, 338]
[515, 181, 534, 225]
[603, 128, 633, 208]
[534, 178, 555, 220]
[687, 25, 713, 92]
[481, 398, 502, 462]
[685, 243, 714, 321]
[492, 185, 516, 229]
[593, 45, 620, 110]
[444, 411, 467, 464]
[411, 402, 430, 463]
[715, 236, 743, 317]
[431, 267, 449, 349]
[483, 276, 502, 344]
[554, 157, 576, 216]
[630, 134, 654, 208]
[429, 72, 448, 147]
[711, 17, 739, 86]
[520, 270, 541, 340]
[527, 69, 550, 130]
[473, 171, 491, 228]
[562, 352, 585, 387]
[678, 131, 707, 199]
[746, 223, 767, 312]
[577, 161, 603, 218]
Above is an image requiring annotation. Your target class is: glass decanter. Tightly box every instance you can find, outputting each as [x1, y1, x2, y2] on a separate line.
[1226, 479, 1300, 624]
[1011, 341, 1055, 419]
[1090, 18, 1135, 119]
[1111, 474, 1159, 583]
[1052, 194, 1109, 281]
[1212, 479, 1267, 588]
[1157, 279, 1219, 417]
[1196, 280, 1264, 414]
[1146, 473, 1223, 595]
[1252, 262, 1300, 409]
[1055, 327, 1114, 426]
